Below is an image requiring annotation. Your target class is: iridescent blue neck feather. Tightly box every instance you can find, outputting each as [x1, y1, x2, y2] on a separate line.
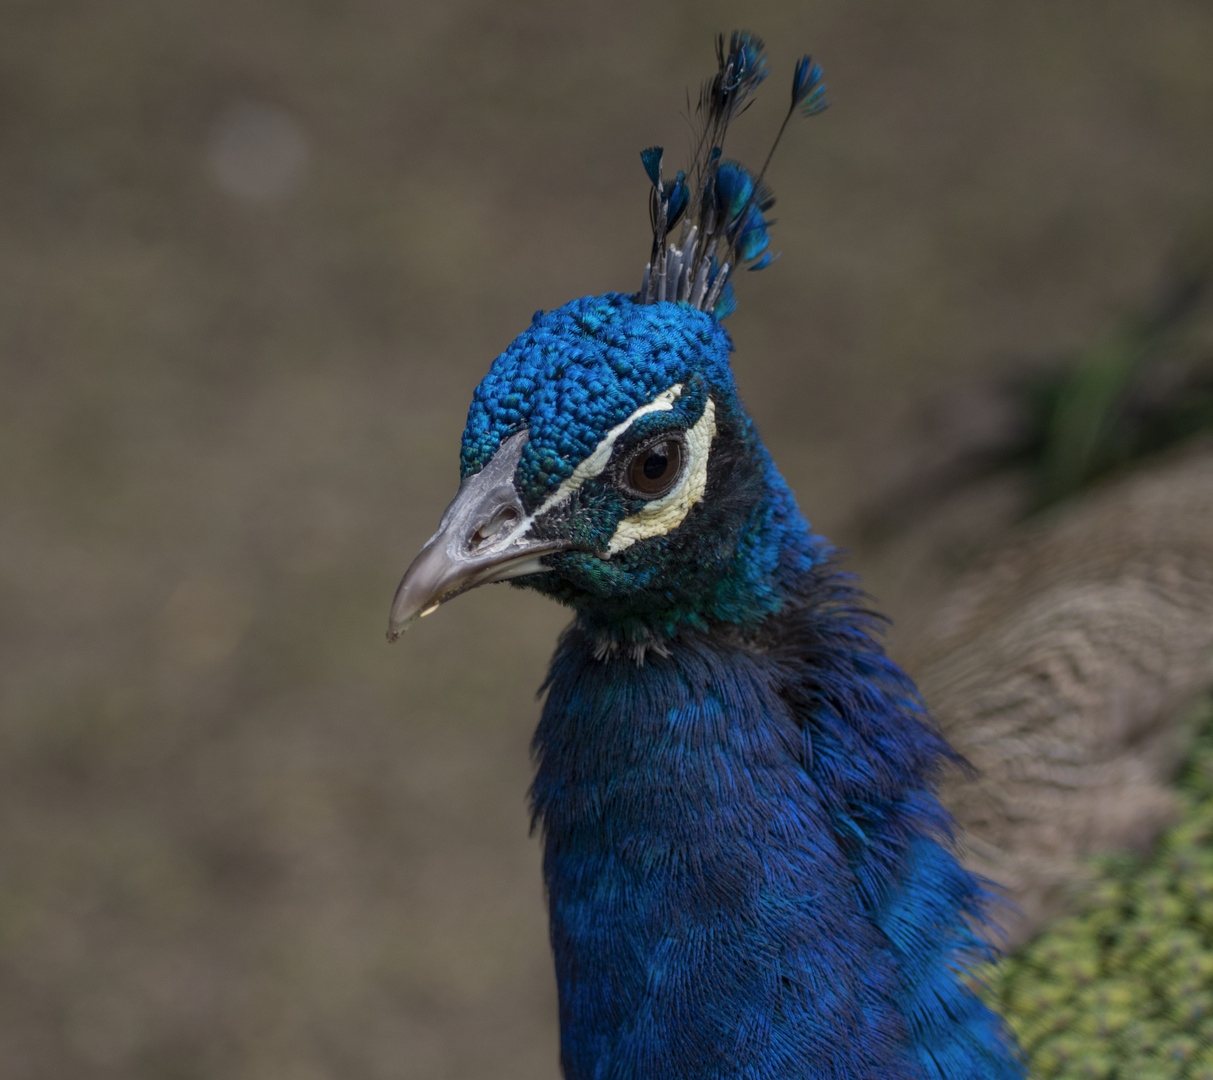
[456, 295, 1027, 1078]
[530, 481, 1023, 1079]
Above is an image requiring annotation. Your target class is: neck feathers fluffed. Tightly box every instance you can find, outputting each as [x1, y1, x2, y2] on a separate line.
[531, 536, 1023, 1080]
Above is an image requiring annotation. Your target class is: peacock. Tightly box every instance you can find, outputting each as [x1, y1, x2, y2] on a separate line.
[388, 32, 1024, 1079]
[385, 32, 1213, 1080]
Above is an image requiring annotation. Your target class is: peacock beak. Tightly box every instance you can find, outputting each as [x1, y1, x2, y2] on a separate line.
[387, 430, 565, 641]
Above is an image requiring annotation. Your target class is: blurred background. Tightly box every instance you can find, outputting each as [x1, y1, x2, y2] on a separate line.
[1, 2, 1211, 1078]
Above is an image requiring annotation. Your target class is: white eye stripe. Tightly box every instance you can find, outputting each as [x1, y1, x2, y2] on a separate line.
[490, 383, 687, 550]
[540, 383, 684, 514]
[606, 396, 716, 554]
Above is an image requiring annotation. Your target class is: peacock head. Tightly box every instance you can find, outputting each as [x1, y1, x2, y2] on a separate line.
[389, 35, 829, 644]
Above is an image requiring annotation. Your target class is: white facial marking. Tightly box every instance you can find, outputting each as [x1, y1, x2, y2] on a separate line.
[493, 383, 686, 553]
[487, 383, 714, 560]
[540, 384, 684, 514]
[606, 396, 716, 554]
[485, 384, 684, 554]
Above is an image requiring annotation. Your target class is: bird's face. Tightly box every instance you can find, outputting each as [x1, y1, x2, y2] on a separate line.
[389, 292, 775, 641]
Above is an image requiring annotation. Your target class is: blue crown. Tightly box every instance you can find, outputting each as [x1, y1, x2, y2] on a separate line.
[460, 294, 733, 509]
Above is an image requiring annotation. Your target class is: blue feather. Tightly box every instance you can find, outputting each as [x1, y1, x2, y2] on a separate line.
[792, 55, 830, 116]
[711, 162, 775, 270]
[713, 279, 737, 320]
[735, 205, 772, 261]
[713, 161, 755, 225]
[529, 468, 1023, 1078]
[703, 31, 769, 126]
[641, 145, 664, 187]
[666, 169, 689, 229]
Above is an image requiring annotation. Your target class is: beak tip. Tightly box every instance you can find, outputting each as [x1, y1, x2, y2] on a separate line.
[386, 612, 416, 643]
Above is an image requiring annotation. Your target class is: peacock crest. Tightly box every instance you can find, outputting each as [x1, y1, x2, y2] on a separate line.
[636, 31, 829, 320]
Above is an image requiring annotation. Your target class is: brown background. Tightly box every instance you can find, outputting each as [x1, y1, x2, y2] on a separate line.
[2, 2, 1211, 1077]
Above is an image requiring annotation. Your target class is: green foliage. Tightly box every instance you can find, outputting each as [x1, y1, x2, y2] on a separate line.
[981, 695, 1213, 1077]
[859, 221, 1213, 541]
[1024, 273, 1213, 511]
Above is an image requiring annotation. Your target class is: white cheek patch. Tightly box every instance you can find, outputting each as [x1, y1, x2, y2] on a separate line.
[606, 396, 716, 555]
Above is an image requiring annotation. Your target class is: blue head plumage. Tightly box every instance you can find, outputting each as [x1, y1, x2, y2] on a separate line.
[461, 296, 733, 506]
[455, 291, 821, 642]
[388, 31, 1025, 1080]
[438, 36, 837, 640]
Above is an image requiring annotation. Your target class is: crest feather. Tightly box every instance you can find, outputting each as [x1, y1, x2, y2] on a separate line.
[636, 34, 830, 321]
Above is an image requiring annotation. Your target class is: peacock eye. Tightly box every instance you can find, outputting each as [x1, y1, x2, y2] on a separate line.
[622, 436, 685, 499]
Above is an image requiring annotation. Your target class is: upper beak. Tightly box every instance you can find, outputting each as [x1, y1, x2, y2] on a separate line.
[387, 430, 565, 641]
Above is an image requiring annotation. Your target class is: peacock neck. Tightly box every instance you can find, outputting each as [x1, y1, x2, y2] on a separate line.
[528, 396, 824, 649]
[530, 555, 1024, 1080]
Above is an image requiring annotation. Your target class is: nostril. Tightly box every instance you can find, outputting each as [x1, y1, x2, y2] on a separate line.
[470, 507, 520, 549]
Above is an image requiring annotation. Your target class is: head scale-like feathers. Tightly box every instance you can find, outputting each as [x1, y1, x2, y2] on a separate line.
[461, 294, 734, 509]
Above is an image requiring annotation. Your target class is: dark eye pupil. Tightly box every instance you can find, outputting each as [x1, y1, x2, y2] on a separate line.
[642, 451, 668, 480]
[627, 439, 683, 497]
